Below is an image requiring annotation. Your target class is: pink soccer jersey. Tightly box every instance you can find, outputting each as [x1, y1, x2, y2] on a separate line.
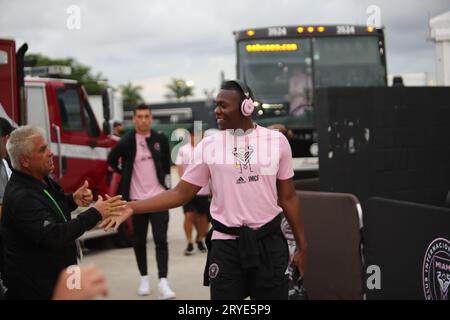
[175, 142, 210, 196]
[182, 125, 294, 239]
[129, 133, 166, 200]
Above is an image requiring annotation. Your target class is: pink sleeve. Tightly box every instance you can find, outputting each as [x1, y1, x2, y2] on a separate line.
[181, 140, 210, 187]
[277, 134, 294, 180]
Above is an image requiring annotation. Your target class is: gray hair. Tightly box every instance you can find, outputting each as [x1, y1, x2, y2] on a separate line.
[6, 125, 46, 170]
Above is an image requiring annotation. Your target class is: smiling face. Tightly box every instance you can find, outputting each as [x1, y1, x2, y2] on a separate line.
[214, 89, 243, 130]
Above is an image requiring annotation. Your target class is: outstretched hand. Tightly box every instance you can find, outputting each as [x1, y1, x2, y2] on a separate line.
[98, 205, 133, 231]
[73, 180, 93, 207]
[93, 194, 126, 219]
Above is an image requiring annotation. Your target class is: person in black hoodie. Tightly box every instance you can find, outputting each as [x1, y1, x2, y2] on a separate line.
[1, 125, 124, 300]
[107, 104, 175, 299]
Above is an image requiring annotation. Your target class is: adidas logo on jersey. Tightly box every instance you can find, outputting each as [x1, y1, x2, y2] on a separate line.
[236, 176, 246, 184]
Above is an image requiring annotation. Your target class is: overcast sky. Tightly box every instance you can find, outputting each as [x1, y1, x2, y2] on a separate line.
[1, 0, 448, 102]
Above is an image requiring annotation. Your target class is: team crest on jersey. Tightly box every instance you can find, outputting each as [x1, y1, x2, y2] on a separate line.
[154, 142, 161, 151]
[209, 263, 219, 279]
[232, 146, 254, 173]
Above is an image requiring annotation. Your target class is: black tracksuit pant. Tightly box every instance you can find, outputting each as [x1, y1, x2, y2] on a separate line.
[132, 211, 169, 278]
[208, 232, 289, 300]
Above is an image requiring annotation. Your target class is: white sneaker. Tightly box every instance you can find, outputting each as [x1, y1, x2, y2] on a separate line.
[158, 278, 176, 300]
[137, 275, 151, 296]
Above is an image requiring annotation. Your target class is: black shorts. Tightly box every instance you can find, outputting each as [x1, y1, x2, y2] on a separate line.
[208, 231, 289, 300]
[183, 195, 210, 215]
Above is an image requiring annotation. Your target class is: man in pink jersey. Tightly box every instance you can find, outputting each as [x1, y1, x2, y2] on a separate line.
[175, 129, 210, 255]
[102, 81, 307, 300]
[107, 104, 175, 300]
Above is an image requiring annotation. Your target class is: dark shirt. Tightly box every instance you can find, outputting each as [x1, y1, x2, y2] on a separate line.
[1, 170, 102, 299]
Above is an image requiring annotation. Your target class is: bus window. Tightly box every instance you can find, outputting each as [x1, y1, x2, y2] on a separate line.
[238, 38, 312, 107]
[312, 36, 386, 87]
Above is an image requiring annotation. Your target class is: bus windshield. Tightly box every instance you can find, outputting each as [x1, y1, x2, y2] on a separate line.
[238, 35, 386, 116]
[313, 36, 386, 88]
[238, 38, 312, 106]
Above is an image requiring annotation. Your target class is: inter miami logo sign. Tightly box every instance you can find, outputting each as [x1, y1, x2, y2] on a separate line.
[232, 146, 254, 174]
[423, 237, 450, 300]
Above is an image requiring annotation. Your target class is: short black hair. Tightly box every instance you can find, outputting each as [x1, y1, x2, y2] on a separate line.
[220, 80, 254, 102]
[113, 121, 122, 128]
[0, 117, 15, 137]
[133, 104, 151, 115]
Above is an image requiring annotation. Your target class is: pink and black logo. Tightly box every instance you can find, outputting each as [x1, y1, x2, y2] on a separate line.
[422, 237, 450, 300]
[209, 263, 219, 279]
[232, 146, 254, 173]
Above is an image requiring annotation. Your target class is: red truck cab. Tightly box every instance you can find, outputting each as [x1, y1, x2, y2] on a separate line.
[0, 38, 116, 197]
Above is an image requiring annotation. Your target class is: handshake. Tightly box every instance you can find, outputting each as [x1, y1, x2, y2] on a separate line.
[72, 180, 133, 231]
